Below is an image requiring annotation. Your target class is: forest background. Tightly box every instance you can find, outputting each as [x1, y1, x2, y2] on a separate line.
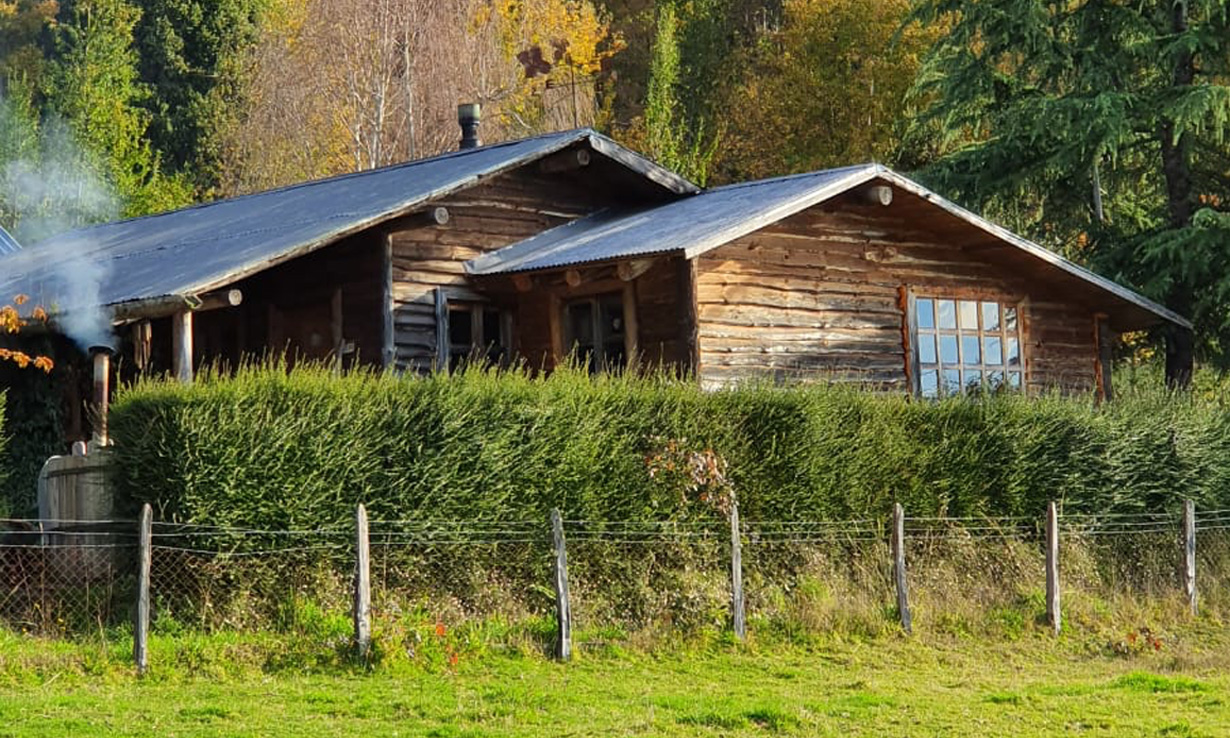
[0, 0, 1228, 366]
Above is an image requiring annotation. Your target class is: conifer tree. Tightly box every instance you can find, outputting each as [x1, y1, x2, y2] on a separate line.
[908, 0, 1230, 381]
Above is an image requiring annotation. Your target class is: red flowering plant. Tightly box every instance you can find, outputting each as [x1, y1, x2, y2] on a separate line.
[1, 295, 53, 373]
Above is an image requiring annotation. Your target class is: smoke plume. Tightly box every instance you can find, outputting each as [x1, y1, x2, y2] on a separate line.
[1, 107, 120, 350]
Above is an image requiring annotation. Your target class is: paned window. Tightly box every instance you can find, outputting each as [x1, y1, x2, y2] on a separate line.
[446, 303, 508, 371]
[913, 296, 1023, 397]
[564, 293, 627, 373]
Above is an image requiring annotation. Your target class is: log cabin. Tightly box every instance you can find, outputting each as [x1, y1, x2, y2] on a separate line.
[0, 118, 1191, 441]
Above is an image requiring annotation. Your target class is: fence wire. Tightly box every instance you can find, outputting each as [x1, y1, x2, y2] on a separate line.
[2, 509, 1230, 642]
[0, 519, 136, 635]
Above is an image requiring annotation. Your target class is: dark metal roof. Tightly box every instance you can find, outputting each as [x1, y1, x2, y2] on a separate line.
[0, 224, 19, 255]
[468, 164, 1190, 330]
[0, 128, 696, 315]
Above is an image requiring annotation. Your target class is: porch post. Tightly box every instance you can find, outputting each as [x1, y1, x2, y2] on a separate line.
[171, 310, 194, 383]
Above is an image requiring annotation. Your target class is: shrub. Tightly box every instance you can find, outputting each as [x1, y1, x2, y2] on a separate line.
[107, 362, 1230, 527]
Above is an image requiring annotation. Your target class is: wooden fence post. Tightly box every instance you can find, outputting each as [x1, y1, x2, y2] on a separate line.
[134, 503, 152, 675]
[1046, 501, 1061, 636]
[550, 509, 571, 660]
[892, 503, 912, 635]
[1183, 499, 1197, 616]
[353, 503, 371, 662]
[729, 497, 746, 640]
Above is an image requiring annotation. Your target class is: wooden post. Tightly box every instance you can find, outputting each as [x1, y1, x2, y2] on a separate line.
[550, 509, 571, 660]
[1046, 501, 1061, 635]
[171, 310, 194, 383]
[730, 497, 746, 640]
[892, 503, 912, 635]
[434, 288, 449, 371]
[353, 503, 371, 662]
[1183, 499, 1197, 616]
[134, 503, 152, 675]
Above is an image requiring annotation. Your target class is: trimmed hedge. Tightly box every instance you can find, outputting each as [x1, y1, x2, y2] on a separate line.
[106, 364, 1230, 528]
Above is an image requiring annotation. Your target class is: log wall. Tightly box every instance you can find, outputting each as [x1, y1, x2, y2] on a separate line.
[386, 168, 605, 370]
[694, 206, 1099, 393]
[512, 257, 693, 373]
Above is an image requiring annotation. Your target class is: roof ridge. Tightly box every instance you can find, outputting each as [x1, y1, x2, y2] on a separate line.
[31, 128, 596, 247]
[703, 163, 879, 193]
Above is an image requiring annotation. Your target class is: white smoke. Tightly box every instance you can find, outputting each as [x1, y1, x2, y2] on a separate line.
[1, 109, 120, 350]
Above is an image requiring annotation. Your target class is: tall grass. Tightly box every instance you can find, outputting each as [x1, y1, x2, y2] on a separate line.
[108, 362, 1230, 527]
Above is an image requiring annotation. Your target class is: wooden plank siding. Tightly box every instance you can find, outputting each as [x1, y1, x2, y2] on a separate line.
[694, 205, 1100, 393]
[386, 168, 606, 370]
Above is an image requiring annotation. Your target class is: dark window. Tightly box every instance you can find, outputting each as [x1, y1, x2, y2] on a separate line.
[564, 293, 626, 373]
[446, 303, 508, 371]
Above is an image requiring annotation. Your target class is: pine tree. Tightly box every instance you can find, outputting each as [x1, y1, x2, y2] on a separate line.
[907, 0, 1230, 381]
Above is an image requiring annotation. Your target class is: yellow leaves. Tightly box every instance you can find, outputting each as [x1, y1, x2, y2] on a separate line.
[0, 348, 52, 372]
[2, 295, 54, 372]
[490, 0, 621, 79]
[1, 305, 20, 334]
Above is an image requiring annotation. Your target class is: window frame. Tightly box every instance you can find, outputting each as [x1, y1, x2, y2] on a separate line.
[434, 288, 512, 372]
[562, 291, 629, 374]
[907, 291, 1026, 397]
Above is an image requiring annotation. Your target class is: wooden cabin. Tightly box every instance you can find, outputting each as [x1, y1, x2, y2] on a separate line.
[0, 127, 1190, 440]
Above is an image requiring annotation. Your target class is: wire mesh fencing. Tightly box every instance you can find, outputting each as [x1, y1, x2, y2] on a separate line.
[739, 520, 891, 637]
[148, 522, 352, 633]
[900, 516, 1044, 632]
[3, 504, 1230, 671]
[1196, 509, 1230, 614]
[0, 519, 137, 635]
[565, 520, 731, 636]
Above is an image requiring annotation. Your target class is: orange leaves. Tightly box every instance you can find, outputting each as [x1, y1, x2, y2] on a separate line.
[0, 304, 19, 334]
[2, 294, 54, 373]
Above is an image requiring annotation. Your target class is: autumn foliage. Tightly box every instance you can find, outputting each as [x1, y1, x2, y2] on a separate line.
[0, 295, 53, 373]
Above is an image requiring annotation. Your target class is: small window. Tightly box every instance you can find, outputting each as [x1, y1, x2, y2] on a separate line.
[564, 293, 626, 373]
[445, 303, 509, 371]
[913, 295, 1023, 397]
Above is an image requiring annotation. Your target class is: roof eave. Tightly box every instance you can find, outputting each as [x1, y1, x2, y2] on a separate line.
[873, 170, 1192, 331]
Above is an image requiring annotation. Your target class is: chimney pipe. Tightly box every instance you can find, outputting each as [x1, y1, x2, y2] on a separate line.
[89, 346, 113, 447]
[458, 103, 481, 150]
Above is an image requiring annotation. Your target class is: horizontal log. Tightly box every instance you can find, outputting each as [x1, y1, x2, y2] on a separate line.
[699, 305, 901, 330]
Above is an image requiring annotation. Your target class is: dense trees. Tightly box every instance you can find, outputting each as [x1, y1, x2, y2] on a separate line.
[907, 0, 1230, 376]
[0, 0, 1226, 366]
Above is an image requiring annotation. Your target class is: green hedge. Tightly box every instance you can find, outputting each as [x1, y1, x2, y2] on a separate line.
[106, 364, 1230, 527]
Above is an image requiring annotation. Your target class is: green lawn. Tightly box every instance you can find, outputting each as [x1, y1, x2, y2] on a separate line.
[0, 632, 1227, 736]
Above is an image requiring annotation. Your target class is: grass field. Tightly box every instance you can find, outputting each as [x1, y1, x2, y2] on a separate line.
[0, 628, 1227, 737]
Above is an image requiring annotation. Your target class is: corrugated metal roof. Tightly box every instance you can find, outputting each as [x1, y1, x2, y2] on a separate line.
[0, 128, 696, 313]
[467, 164, 876, 275]
[0, 224, 20, 255]
[468, 164, 1190, 330]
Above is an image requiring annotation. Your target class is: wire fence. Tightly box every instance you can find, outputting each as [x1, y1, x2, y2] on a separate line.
[2, 505, 1229, 658]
